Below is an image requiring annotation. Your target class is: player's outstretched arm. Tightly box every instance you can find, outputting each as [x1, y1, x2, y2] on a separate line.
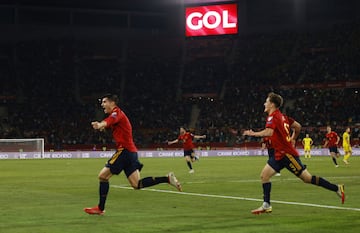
[243, 128, 273, 138]
[194, 135, 206, 139]
[167, 139, 179, 145]
[91, 121, 107, 131]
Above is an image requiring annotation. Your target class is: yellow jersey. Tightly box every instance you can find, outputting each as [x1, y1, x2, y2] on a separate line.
[342, 132, 350, 147]
[302, 137, 313, 149]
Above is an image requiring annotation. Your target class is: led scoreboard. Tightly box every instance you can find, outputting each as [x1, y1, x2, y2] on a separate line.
[185, 2, 238, 37]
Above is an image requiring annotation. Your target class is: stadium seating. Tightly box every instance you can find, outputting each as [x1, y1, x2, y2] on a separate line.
[0, 22, 359, 150]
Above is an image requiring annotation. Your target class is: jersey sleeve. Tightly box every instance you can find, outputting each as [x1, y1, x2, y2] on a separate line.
[265, 115, 276, 130]
[104, 110, 122, 127]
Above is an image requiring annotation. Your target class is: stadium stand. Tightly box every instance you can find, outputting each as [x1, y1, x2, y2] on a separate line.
[0, 22, 360, 150]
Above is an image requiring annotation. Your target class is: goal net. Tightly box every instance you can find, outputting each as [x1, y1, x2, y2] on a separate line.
[0, 138, 45, 159]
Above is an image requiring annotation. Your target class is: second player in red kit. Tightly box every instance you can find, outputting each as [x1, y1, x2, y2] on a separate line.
[168, 127, 206, 173]
[323, 126, 341, 167]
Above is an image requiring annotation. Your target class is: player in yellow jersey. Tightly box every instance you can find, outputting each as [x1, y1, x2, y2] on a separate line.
[302, 134, 313, 158]
[342, 127, 352, 165]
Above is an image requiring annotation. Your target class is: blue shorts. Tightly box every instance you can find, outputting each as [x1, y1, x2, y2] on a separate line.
[105, 149, 143, 177]
[267, 148, 275, 159]
[329, 147, 339, 154]
[267, 154, 307, 176]
[184, 149, 194, 157]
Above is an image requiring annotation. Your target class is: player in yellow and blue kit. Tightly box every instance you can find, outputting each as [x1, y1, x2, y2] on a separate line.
[342, 127, 352, 165]
[302, 134, 313, 158]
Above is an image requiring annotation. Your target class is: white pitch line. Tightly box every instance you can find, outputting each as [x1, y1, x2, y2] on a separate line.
[185, 176, 360, 184]
[111, 185, 360, 212]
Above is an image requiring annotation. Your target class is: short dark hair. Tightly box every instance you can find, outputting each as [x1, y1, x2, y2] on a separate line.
[100, 93, 119, 104]
[180, 126, 188, 132]
[268, 92, 283, 108]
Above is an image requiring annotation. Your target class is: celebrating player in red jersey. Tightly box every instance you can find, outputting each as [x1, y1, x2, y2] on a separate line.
[168, 127, 206, 173]
[261, 115, 297, 177]
[243, 92, 345, 215]
[323, 126, 341, 167]
[84, 94, 182, 215]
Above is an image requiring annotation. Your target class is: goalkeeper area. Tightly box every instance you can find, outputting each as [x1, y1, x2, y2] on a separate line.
[0, 156, 359, 233]
[0, 138, 44, 159]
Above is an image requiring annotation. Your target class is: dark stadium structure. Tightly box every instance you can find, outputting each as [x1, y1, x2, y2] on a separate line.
[0, 0, 359, 150]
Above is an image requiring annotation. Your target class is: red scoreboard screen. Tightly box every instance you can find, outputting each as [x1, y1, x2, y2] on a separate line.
[185, 3, 238, 37]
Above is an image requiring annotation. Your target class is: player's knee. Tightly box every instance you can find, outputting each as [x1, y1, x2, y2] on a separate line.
[132, 180, 141, 189]
[127, 177, 140, 189]
[300, 173, 312, 184]
[260, 174, 270, 182]
[98, 174, 109, 182]
[302, 178, 311, 184]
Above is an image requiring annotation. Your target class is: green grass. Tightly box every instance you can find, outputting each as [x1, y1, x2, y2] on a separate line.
[0, 156, 359, 233]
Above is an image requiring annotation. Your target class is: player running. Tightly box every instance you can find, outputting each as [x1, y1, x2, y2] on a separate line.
[261, 115, 299, 177]
[323, 126, 341, 167]
[84, 94, 182, 215]
[168, 127, 206, 173]
[302, 134, 313, 158]
[243, 92, 345, 215]
[342, 127, 352, 165]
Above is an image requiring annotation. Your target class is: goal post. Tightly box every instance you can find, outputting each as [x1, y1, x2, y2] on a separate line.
[0, 138, 45, 159]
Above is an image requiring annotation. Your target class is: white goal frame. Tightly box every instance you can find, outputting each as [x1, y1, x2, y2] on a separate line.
[0, 138, 45, 159]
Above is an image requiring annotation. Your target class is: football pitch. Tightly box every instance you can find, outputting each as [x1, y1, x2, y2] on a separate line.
[1, 156, 359, 233]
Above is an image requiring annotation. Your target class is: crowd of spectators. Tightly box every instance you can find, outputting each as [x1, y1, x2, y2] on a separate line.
[1, 22, 360, 150]
[200, 87, 360, 147]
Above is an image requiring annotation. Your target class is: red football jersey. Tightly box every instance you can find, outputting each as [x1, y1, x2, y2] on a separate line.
[325, 131, 338, 148]
[178, 132, 195, 150]
[263, 137, 272, 149]
[265, 115, 294, 150]
[103, 106, 137, 152]
[266, 109, 299, 160]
